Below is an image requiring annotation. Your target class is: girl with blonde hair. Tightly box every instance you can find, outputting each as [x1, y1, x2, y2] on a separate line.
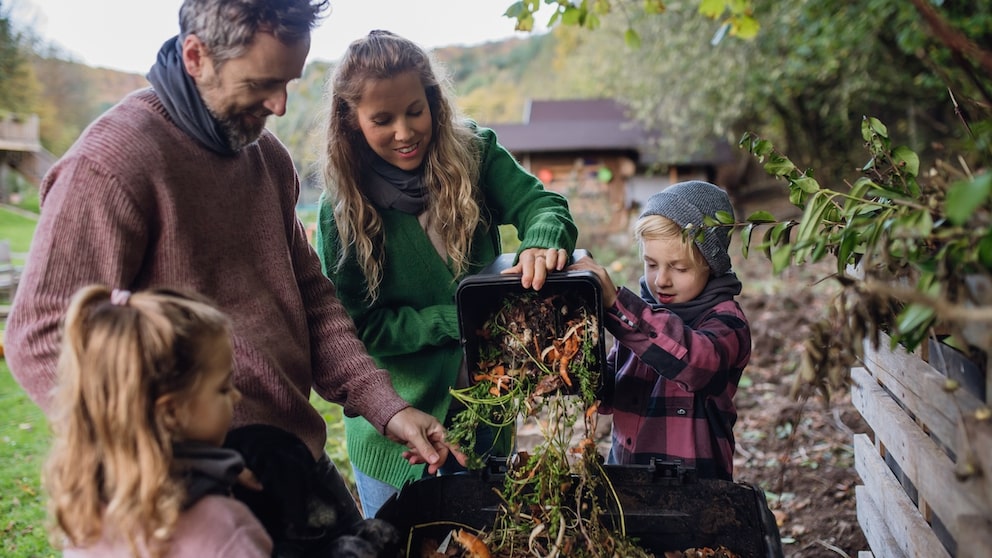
[44, 285, 271, 558]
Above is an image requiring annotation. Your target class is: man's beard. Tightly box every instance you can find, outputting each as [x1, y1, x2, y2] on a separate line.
[211, 109, 268, 151]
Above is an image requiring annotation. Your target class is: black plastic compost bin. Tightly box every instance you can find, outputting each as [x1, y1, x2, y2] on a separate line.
[376, 459, 784, 557]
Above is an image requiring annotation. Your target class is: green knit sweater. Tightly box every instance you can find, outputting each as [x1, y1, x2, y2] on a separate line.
[316, 125, 577, 489]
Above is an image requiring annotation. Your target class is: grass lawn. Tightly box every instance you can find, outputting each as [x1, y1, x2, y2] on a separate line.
[0, 206, 38, 263]
[0, 360, 54, 557]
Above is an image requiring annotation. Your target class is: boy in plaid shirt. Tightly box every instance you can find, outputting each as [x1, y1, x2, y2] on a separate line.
[570, 180, 750, 480]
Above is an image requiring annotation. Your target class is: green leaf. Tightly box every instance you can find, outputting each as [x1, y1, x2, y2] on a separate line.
[714, 209, 735, 224]
[896, 303, 936, 338]
[978, 232, 992, 269]
[910, 209, 933, 237]
[643, 0, 666, 14]
[792, 176, 820, 194]
[946, 172, 992, 226]
[892, 146, 920, 178]
[698, 0, 724, 18]
[623, 28, 642, 49]
[732, 14, 760, 39]
[905, 176, 922, 198]
[769, 221, 792, 245]
[794, 192, 832, 261]
[810, 237, 828, 262]
[862, 116, 888, 142]
[742, 223, 754, 258]
[504, 1, 528, 18]
[771, 243, 792, 274]
[837, 229, 858, 269]
[561, 6, 584, 25]
[765, 153, 796, 177]
[745, 210, 777, 223]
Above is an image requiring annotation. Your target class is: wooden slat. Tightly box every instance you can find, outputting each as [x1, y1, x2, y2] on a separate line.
[853, 433, 948, 557]
[860, 334, 983, 454]
[855, 485, 905, 558]
[852, 367, 989, 552]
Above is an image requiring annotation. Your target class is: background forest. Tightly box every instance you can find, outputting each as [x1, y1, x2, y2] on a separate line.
[4, 0, 988, 200]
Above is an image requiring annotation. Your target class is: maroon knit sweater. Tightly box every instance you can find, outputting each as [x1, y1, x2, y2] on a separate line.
[5, 88, 408, 457]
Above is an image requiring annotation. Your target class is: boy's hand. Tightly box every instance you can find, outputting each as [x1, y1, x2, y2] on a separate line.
[502, 247, 569, 290]
[568, 254, 618, 308]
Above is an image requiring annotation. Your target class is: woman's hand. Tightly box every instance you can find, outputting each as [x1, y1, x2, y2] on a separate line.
[385, 407, 467, 475]
[501, 247, 570, 290]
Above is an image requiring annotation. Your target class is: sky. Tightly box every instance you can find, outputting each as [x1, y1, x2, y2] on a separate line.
[11, 0, 548, 75]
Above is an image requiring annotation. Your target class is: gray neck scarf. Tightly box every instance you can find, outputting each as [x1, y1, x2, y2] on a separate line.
[362, 155, 428, 214]
[146, 36, 235, 156]
[639, 271, 742, 326]
[173, 442, 244, 509]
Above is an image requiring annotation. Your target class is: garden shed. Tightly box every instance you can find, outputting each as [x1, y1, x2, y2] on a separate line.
[485, 98, 735, 243]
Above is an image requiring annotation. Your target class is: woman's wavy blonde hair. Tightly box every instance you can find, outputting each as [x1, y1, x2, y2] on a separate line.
[43, 285, 231, 557]
[320, 29, 482, 301]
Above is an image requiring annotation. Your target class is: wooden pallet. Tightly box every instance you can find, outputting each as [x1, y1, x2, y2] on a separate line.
[851, 332, 992, 558]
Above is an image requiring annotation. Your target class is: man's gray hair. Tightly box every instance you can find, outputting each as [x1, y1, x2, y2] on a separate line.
[179, 0, 330, 65]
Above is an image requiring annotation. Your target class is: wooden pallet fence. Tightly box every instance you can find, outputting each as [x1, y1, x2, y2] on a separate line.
[851, 332, 992, 558]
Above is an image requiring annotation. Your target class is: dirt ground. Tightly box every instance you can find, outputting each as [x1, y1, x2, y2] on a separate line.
[730, 253, 871, 558]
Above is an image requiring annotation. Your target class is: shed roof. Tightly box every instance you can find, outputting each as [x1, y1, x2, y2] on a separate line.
[484, 98, 732, 166]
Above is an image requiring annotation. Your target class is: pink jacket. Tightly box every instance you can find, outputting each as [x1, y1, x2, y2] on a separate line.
[62, 496, 272, 558]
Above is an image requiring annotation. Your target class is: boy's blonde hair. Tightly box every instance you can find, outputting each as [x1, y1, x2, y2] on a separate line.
[321, 29, 483, 301]
[635, 213, 710, 272]
[638, 180, 734, 275]
[43, 285, 231, 557]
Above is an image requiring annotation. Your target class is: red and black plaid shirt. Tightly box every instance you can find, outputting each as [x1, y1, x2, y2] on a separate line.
[598, 286, 751, 480]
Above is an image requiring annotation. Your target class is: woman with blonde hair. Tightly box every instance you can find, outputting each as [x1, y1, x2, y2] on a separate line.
[44, 285, 271, 557]
[316, 29, 578, 517]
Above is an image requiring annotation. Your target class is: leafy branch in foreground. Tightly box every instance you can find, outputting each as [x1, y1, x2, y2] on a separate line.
[704, 117, 991, 401]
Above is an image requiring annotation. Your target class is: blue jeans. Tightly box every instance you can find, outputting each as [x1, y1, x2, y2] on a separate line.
[355, 417, 505, 518]
[353, 466, 400, 519]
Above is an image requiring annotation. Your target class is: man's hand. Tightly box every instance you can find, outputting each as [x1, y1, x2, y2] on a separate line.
[385, 407, 467, 475]
[501, 247, 569, 290]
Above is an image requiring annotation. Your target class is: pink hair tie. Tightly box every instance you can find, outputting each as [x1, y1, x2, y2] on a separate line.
[110, 289, 132, 306]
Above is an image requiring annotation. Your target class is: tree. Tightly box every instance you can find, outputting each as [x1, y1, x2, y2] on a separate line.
[539, 0, 988, 185]
[0, 0, 38, 115]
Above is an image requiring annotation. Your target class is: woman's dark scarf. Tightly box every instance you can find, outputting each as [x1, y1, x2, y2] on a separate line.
[362, 154, 428, 215]
[639, 271, 743, 326]
[146, 36, 235, 156]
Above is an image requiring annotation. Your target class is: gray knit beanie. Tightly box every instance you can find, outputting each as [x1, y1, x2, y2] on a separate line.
[638, 180, 734, 275]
